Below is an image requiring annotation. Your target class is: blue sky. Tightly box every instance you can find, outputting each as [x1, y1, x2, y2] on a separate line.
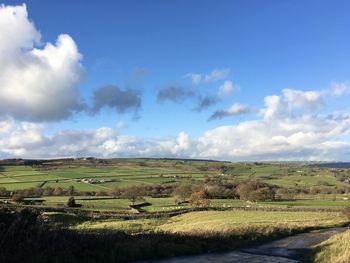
[0, 1, 350, 160]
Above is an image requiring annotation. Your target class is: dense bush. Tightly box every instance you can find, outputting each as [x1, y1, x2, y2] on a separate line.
[236, 180, 275, 202]
[67, 197, 77, 207]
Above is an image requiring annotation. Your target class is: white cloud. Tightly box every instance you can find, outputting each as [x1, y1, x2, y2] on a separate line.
[261, 95, 283, 119]
[0, 118, 195, 159]
[0, 84, 348, 161]
[331, 82, 349, 96]
[204, 69, 230, 82]
[217, 80, 239, 97]
[1, 107, 350, 161]
[197, 113, 350, 161]
[283, 89, 322, 111]
[0, 4, 40, 57]
[0, 118, 47, 156]
[184, 68, 230, 85]
[0, 4, 83, 122]
[261, 89, 323, 119]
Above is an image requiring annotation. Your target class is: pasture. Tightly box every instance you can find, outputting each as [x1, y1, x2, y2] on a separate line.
[73, 210, 348, 235]
[0, 159, 349, 192]
[1, 159, 350, 263]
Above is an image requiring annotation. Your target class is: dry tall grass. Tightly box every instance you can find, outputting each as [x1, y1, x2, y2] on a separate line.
[313, 229, 350, 263]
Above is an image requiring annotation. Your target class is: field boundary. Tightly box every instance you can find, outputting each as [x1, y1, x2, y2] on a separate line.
[1, 203, 345, 220]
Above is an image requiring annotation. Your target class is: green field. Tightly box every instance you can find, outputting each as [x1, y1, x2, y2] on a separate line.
[73, 210, 348, 235]
[1, 159, 350, 263]
[1, 159, 349, 192]
[0, 162, 214, 191]
[1, 159, 350, 213]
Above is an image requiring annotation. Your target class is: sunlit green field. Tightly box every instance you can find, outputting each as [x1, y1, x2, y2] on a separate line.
[18, 196, 253, 212]
[73, 210, 348, 235]
[159, 211, 347, 234]
[262, 200, 350, 207]
[0, 163, 213, 191]
[1, 161, 349, 192]
[2, 194, 343, 216]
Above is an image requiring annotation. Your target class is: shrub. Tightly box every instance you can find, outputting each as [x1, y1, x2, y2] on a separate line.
[189, 190, 210, 208]
[67, 197, 77, 207]
[12, 194, 24, 203]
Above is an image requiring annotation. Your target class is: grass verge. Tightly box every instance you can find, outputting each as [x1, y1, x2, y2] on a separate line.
[311, 229, 350, 263]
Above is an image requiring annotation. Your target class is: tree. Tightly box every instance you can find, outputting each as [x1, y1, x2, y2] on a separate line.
[42, 187, 54, 196]
[189, 190, 210, 208]
[236, 180, 275, 202]
[123, 187, 145, 206]
[67, 185, 75, 196]
[53, 187, 63, 196]
[67, 197, 76, 207]
[276, 188, 296, 200]
[248, 187, 275, 202]
[109, 187, 122, 197]
[173, 184, 194, 203]
[236, 181, 256, 201]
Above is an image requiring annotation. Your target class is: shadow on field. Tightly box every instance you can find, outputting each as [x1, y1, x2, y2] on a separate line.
[0, 208, 302, 263]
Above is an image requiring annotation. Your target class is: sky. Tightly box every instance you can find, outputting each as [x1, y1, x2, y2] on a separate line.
[0, 0, 350, 161]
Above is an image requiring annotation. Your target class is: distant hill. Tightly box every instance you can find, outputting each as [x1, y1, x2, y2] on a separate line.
[309, 162, 350, 168]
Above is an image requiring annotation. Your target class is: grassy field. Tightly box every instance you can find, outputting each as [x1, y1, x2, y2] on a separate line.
[13, 196, 348, 214]
[158, 211, 347, 234]
[1, 159, 350, 216]
[1, 159, 350, 263]
[73, 210, 348, 235]
[0, 163, 212, 191]
[3, 208, 347, 263]
[312, 229, 350, 263]
[1, 160, 350, 191]
[15, 196, 253, 212]
[262, 200, 350, 207]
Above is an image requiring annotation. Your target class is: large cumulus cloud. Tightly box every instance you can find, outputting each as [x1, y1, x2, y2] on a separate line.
[0, 118, 195, 159]
[0, 4, 84, 122]
[2, 88, 350, 161]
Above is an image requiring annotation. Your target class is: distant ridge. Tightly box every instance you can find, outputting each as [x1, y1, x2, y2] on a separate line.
[0, 157, 228, 165]
[309, 162, 350, 168]
[110, 157, 227, 163]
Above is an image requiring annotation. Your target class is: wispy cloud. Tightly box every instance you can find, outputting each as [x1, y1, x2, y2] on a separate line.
[157, 86, 194, 103]
[331, 82, 350, 96]
[91, 85, 141, 114]
[208, 103, 249, 121]
[218, 80, 240, 97]
[194, 96, 220, 112]
[183, 68, 230, 85]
